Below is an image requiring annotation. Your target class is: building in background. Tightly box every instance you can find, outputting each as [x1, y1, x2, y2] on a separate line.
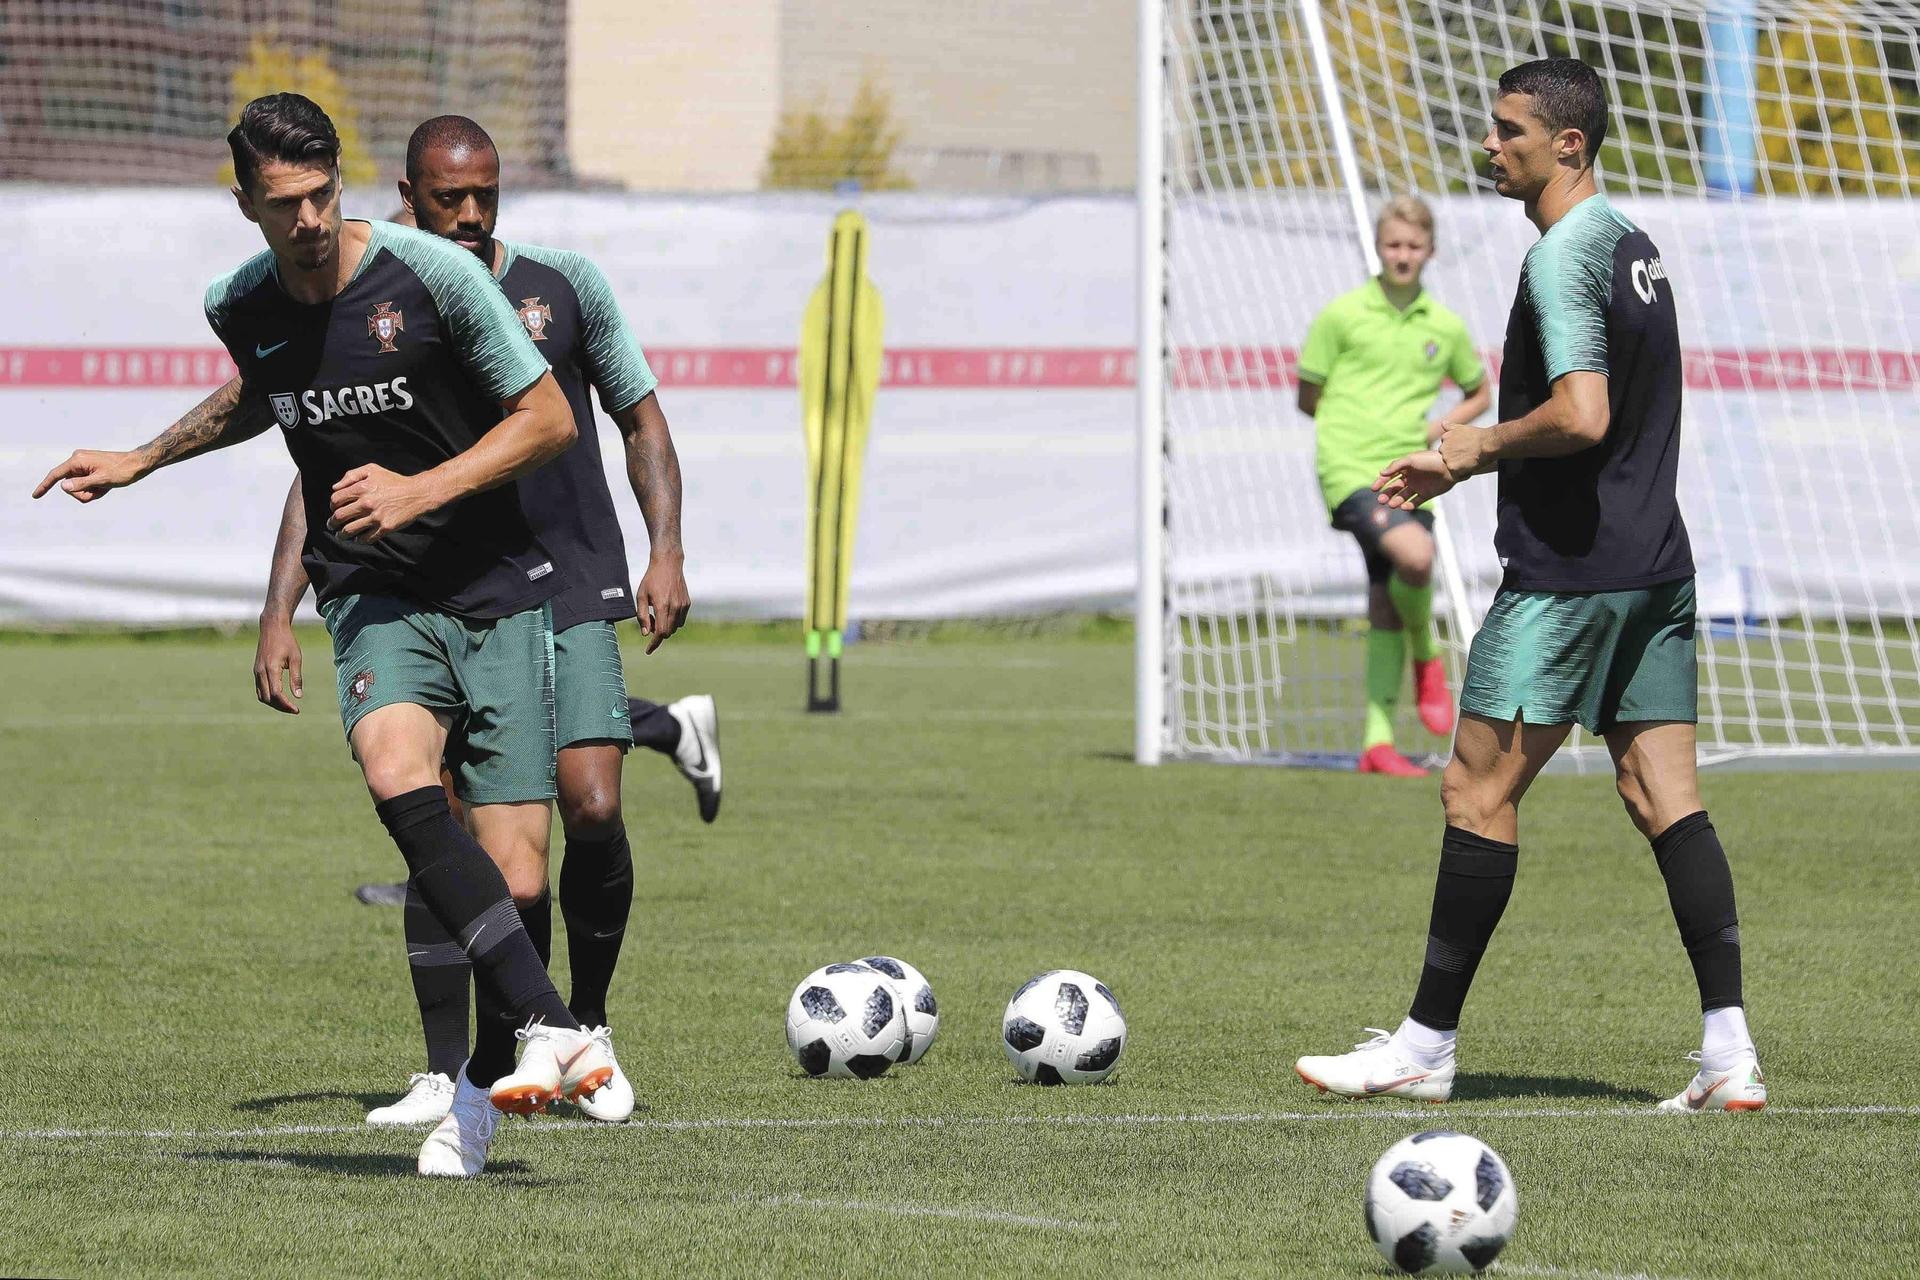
[0, 0, 569, 190]
[1, 0, 1133, 193]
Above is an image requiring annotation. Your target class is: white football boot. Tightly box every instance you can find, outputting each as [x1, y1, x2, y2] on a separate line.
[1295, 1027, 1456, 1102]
[488, 1021, 614, 1115]
[667, 695, 722, 823]
[366, 1071, 455, 1126]
[1656, 1051, 1767, 1113]
[417, 1065, 501, 1177]
[574, 1026, 636, 1123]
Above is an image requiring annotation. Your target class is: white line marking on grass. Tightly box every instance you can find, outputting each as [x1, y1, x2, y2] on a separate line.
[3, 1103, 1913, 1144]
[738, 1193, 1091, 1232]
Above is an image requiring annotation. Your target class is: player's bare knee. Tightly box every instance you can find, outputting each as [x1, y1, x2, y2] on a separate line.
[486, 840, 549, 903]
[1439, 760, 1490, 831]
[1615, 771, 1656, 837]
[502, 868, 548, 906]
[560, 786, 623, 839]
[1394, 549, 1433, 588]
[360, 759, 438, 803]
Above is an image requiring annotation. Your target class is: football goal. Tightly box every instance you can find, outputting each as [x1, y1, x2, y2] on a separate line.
[1136, 0, 1920, 771]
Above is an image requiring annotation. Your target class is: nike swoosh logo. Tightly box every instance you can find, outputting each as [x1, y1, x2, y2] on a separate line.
[1361, 1072, 1431, 1094]
[592, 927, 624, 939]
[1685, 1073, 1731, 1109]
[556, 1044, 591, 1075]
[467, 921, 488, 949]
[254, 339, 289, 358]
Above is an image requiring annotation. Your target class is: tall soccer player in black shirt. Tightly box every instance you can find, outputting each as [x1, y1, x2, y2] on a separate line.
[249, 116, 713, 1132]
[1295, 59, 1765, 1113]
[33, 94, 621, 1175]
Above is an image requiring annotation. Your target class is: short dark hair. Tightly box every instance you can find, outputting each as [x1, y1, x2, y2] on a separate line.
[228, 93, 340, 194]
[1498, 57, 1609, 168]
[405, 115, 498, 187]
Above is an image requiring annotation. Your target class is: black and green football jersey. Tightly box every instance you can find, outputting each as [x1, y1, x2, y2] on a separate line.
[494, 240, 659, 632]
[1496, 194, 1693, 592]
[205, 220, 557, 619]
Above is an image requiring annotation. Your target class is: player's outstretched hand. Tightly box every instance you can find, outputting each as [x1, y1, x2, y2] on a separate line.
[1373, 449, 1458, 509]
[254, 618, 303, 714]
[635, 554, 691, 655]
[329, 464, 434, 543]
[32, 449, 144, 503]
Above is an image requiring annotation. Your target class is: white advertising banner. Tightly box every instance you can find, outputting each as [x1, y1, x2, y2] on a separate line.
[2, 188, 1915, 625]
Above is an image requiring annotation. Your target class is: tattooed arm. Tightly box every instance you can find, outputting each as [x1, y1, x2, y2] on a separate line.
[611, 390, 690, 653]
[31, 376, 273, 502]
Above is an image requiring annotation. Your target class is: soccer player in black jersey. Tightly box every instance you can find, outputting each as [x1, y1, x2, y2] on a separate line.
[33, 94, 621, 1174]
[249, 115, 716, 1131]
[1295, 59, 1765, 1113]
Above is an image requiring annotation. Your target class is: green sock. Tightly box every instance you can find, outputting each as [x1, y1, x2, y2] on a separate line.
[1389, 575, 1437, 661]
[1364, 627, 1406, 748]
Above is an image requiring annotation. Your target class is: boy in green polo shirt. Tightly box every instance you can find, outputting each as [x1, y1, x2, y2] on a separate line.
[1297, 196, 1490, 776]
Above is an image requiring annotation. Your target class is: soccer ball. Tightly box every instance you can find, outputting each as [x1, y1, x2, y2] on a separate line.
[1001, 969, 1127, 1085]
[785, 963, 909, 1079]
[858, 955, 938, 1064]
[1365, 1130, 1518, 1275]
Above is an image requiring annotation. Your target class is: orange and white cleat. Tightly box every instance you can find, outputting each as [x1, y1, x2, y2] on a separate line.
[487, 1022, 614, 1115]
[418, 1064, 501, 1177]
[1295, 1028, 1455, 1103]
[1358, 742, 1429, 777]
[1656, 1051, 1767, 1113]
[1413, 657, 1455, 738]
[367, 1070, 454, 1127]
[572, 1025, 636, 1123]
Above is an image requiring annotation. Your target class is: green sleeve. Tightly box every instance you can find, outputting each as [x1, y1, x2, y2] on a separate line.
[375, 223, 550, 401]
[1446, 314, 1486, 392]
[202, 250, 276, 369]
[1297, 304, 1345, 385]
[1523, 222, 1615, 383]
[516, 245, 659, 414]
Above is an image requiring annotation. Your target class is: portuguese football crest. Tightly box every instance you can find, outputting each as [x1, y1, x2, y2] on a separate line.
[367, 301, 405, 353]
[347, 669, 376, 706]
[1424, 340, 1440, 361]
[517, 297, 553, 342]
[269, 393, 299, 428]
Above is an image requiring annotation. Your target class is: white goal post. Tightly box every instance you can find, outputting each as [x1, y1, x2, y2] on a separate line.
[1138, 0, 1920, 771]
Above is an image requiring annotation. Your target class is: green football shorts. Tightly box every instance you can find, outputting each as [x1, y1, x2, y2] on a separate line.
[553, 620, 634, 751]
[319, 592, 557, 805]
[1459, 577, 1698, 732]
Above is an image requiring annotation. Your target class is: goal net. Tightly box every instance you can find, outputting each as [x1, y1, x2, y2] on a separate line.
[1139, 0, 1920, 770]
[0, 2, 567, 188]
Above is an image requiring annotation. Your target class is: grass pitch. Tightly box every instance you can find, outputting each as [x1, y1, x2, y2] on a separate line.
[1, 626, 1915, 1278]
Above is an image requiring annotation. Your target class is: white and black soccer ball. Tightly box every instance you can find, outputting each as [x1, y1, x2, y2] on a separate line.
[858, 955, 938, 1064]
[1365, 1130, 1518, 1275]
[785, 963, 909, 1079]
[1001, 969, 1126, 1085]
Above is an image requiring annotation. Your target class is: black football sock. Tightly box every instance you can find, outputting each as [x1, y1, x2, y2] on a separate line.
[374, 787, 577, 1051]
[1650, 810, 1743, 1012]
[469, 892, 553, 1087]
[628, 696, 681, 755]
[560, 828, 634, 1028]
[403, 885, 472, 1079]
[1408, 826, 1519, 1032]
